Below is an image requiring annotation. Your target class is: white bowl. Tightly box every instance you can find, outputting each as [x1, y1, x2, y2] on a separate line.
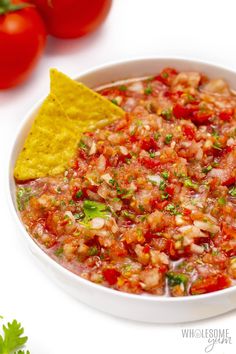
[8, 58, 236, 323]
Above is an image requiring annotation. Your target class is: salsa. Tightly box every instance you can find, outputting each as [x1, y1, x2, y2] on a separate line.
[16, 67, 236, 296]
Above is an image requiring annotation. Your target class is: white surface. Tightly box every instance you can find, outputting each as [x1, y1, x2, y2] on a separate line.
[1, 0, 236, 352]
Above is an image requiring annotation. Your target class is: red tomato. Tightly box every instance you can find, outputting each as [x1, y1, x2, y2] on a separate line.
[173, 103, 193, 119]
[33, 0, 112, 39]
[219, 109, 234, 122]
[140, 137, 158, 151]
[190, 274, 231, 295]
[103, 268, 120, 285]
[222, 176, 236, 186]
[154, 68, 178, 86]
[0, 1, 46, 89]
[182, 125, 196, 140]
[139, 157, 160, 170]
[191, 110, 212, 125]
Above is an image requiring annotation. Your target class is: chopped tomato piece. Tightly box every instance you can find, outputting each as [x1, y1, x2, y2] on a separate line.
[103, 269, 120, 285]
[190, 274, 231, 295]
[222, 176, 236, 186]
[191, 110, 212, 124]
[173, 103, 193, 119]
[154, 68, 178, 86]
[182, 125, 196, 139]
[139, 157, 160, 170]
[140, 137, 158, 151]
[219, 109, 233, 122]
[143, 244, 151, 253]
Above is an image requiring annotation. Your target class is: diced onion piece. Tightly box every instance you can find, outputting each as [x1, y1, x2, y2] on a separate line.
[193, 220, 220, 234]
[208, 168, 227, 181]
[101, 173, 113, 184]
[147, 174, 161, 185]
[89, 141, 97, 155]
[97, 155, 106, 172]
[129, 81, 143, 92]
[175, 215, 185, 226]
[90, 217, 105, 229]
[119, 146, 129, 155]
[190, 243, 204, 254]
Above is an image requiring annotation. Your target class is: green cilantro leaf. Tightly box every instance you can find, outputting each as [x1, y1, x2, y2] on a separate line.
[184, 178, 198, 190]
[218, 197, 226, 205]
[0, 320, 29, 354]
[202, 165, 212, 174]
[119, 85, 127, 91]
[165, 203, 180, 215]
[165, 134, 173, 144]
[161, 108, 172, 120]
[82, 200, 110, 224]
[16, 187, 33, 212]
[166, 272, 188, 288]
[110, 98, 118, 105]
[161, 171, 169, 180]
[229, 186, 236, 197]
[144, 85, 152, 95]
[212, 142, 222, 151]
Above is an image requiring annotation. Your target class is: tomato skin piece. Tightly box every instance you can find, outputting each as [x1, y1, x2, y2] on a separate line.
[140, 137, 158, 151]
[103, 268, 120, 285]
[182, 125, 196, 140]
[219, 109, 233, 122]
[191, 110, 212, 125]
[33, 0, 112, 39]
[0, 4, 46, 89]
[222, 176, 236, 186]
[154, 68, 178, 86]
[173, 103, 193, 119]
[139, 157, 160, 170]
[190, 274, 231, 295]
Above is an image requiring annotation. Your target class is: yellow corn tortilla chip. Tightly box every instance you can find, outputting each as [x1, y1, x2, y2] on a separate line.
[50, 69, 125, 130]
[14, 69, 125, 180]
[14, 95, 81, 180]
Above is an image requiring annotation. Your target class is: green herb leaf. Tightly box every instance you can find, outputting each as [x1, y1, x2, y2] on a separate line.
[110, 98, 118, 105]
[164, 134, 173, 145]
[88, 246, 98, 256]
[78, 139, 87, 150]
[119, 85, 127, 91]
[159, 180, 166, 191]
[165, 203, 180, 215]
[161, 108, 172, 120]
[212, 142, 222, 151]
[75, 190, 83, 198]
[54, 247, 63, 257]
[149, 151, 155, 158]
[166, 272, 188, 287]
[229, 186, 236, 197]
[16, 187, 32, 211]
[184, 178, 198, 190]
[218, 197, 226, 205]
[82, 200, 110, 222]
[0, 320, 29, 354]
[161, 171, 169, 180]
[144, 85, 152, 95]
[202, 165, 212, 174]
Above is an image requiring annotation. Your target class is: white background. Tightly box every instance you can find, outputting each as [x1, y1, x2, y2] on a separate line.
[1, 0, 236, 353]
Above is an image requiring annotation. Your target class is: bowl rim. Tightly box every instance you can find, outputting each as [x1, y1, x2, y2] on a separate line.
[7, 56, 236, 303]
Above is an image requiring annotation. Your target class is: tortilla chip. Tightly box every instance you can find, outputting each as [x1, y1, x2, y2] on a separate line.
[50, 69, 125, 130]
[14, 69, 125, 180]
[14, 95, 80, 180]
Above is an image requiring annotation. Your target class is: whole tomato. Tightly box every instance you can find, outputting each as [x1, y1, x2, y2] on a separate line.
[33, 0, 112, 39]
[0, 1, 46, 89]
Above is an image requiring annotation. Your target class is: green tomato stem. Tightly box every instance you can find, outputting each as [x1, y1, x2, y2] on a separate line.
[0, 0, 30, 15]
